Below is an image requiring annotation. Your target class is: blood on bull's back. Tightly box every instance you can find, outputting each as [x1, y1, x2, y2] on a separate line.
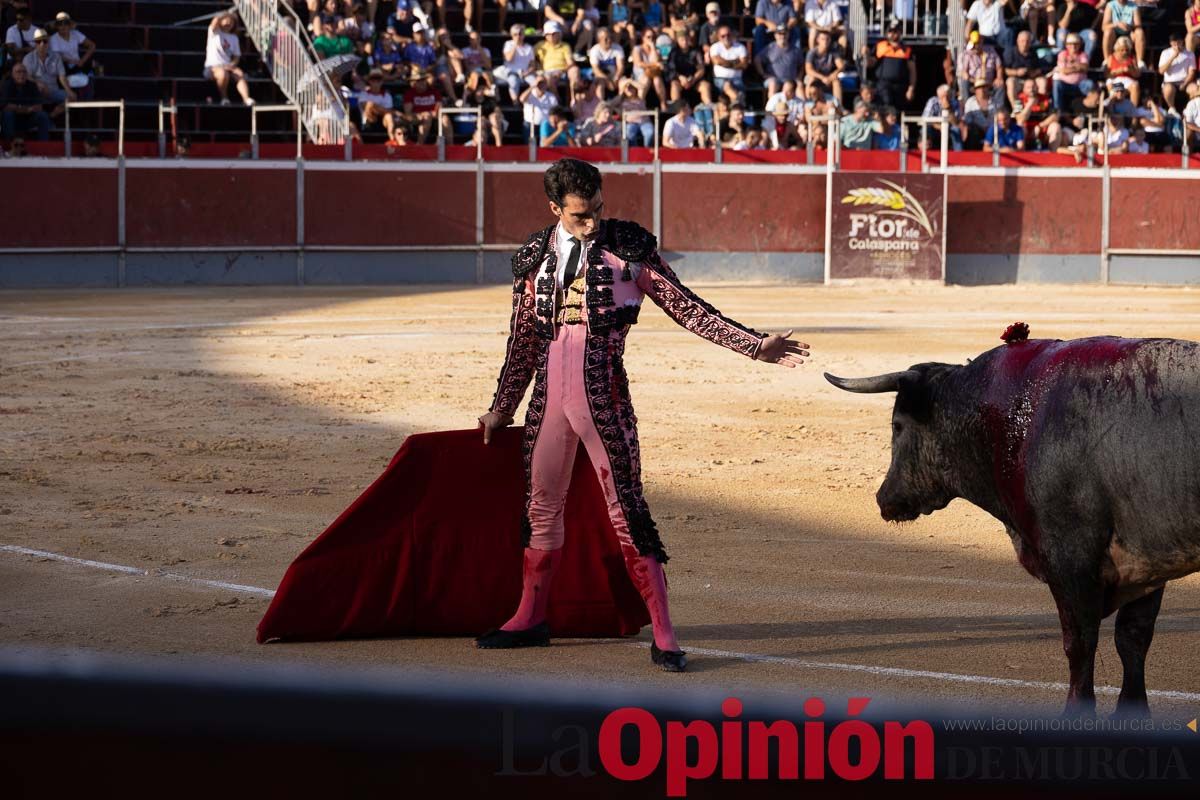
[976, 336, 1200, 599]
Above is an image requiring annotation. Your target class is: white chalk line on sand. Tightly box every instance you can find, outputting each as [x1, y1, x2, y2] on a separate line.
[631, 644, 1200, 703]
[0, 545, 275, 598]
[6, 351, 151, 368]
[6, 544, 1200, 702]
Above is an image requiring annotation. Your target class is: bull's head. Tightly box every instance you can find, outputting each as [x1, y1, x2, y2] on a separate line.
[825, 365, 959, 523]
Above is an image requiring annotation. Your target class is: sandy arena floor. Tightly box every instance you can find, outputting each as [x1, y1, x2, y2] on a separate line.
[1, 282, 1199, 716]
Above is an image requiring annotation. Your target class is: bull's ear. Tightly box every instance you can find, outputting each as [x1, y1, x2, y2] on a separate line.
[896, 365, 956, 423]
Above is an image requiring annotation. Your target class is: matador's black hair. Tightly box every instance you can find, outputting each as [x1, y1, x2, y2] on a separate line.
[543, 158, 602, 206]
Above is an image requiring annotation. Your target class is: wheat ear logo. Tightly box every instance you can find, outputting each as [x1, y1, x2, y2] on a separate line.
[841, 180, 936, 238]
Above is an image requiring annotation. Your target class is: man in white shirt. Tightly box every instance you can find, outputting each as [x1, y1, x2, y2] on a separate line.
[803, 0, 844, 49]
[663, 101, 704, 147]
[967, 0, 1012, 49]
[520, 74, 557, 141]
[1158, 32, 1196, 111]
[709, 26, 749, 102]
[494, 24, 535, 103]
[1184, 83, 1200, 150]
[204, 13, 254, 105]
[4, 6, 36, 63]
[587, 26, 625, 95]
[764, 79, 805, 126]
[23, 29, 74, 108]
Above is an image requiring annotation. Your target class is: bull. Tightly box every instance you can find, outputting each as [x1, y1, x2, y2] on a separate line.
[826, 324, 1200, 714]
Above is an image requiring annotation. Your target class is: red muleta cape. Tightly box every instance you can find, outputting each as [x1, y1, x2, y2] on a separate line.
[256, 428, 650, 643]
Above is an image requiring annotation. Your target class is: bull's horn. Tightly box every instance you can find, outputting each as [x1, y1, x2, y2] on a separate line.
[824, 371, 918, 394]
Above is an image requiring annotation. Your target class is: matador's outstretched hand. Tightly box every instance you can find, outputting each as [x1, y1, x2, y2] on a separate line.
[479, 411, 515, 445]
[755, 329, 810, 368]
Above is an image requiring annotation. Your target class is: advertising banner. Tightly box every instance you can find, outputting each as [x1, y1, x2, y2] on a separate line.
[827, 173, 947, 281]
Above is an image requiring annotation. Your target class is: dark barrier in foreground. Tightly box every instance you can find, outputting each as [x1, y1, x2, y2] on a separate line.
[1, 649, 1196, 798]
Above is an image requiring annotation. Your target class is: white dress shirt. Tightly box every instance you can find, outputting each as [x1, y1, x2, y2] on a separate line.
[554, 222, 588, 287]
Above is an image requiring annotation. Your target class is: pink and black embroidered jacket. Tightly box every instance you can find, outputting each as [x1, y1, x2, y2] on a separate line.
[489, 218, 765, 418]
[489, 218, 764, 562]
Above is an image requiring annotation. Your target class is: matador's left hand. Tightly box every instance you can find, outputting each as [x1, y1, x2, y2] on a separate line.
[755, 329, 810, 368]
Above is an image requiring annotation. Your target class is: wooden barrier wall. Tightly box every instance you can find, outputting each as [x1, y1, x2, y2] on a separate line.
[2, 162, 1198, 286]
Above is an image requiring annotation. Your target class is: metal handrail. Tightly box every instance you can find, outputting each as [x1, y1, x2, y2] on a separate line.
[865, 0, 949, 43]
[901, 113, 950, 171]
[232, 0, 347, 144]
[250, 103, 302, 159]
[436, 107, 484, 162]
[158, 101, 177, 158]
[806, 113, 841, 169]
[621, 109, 660, 162]
[64, 99, 124, 158]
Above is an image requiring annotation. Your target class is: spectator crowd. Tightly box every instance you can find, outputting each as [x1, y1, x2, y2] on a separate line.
[304, 0, 1200, 153]
[3, 0, 1199, 153]
[2, 4, 95, 143]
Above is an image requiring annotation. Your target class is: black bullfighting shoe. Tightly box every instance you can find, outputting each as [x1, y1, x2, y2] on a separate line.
[474, 621, 551, 649]
[650, 643, 688, 673]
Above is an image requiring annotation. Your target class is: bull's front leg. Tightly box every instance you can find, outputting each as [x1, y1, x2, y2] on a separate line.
[1047, 575, 1104, 716]
[1113, 586, 1165, 716]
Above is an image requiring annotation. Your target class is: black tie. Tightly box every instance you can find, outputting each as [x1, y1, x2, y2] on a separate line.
[562, 237, 581, 286]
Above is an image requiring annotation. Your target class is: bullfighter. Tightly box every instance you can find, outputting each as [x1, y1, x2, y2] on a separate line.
[475, 158, 808, 671]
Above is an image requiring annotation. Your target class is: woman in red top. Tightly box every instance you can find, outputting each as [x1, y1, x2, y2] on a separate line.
[1105, 35, 1141, 105]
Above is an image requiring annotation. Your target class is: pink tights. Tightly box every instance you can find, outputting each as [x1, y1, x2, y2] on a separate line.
[503, 324, 681, 652]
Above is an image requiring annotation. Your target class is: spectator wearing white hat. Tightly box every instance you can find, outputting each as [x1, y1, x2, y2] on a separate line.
[204, 12, 253, 106]
[698, 3, 723, 58]
[50, 12, 94, 98]
[495, 24, 535, 103]
[535, 20, 580, 95]
[23, 27, 74, 112]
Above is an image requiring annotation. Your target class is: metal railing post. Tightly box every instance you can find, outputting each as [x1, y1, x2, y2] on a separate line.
[653, 109, 660, 162]
[940, 114, 949, 170]
[899, 120, 908, 172]
[157, 101, 177, 158]
[621, 109, 659, 160]
[436, 110, 445, 162]
[249, 104, 300, 159]
[63, 99, 124, 158]
[919, 118, 928, 172]
[991, 113, 1000, 167]
[436, 107, 482, 162]
[714, 110, 722, 162]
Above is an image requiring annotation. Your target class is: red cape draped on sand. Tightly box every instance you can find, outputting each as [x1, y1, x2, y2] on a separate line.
[256, 428, 650, 643]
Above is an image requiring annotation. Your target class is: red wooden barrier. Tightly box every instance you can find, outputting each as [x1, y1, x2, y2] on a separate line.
[661, 172, 826, 252]
[124, 167, 297, 247]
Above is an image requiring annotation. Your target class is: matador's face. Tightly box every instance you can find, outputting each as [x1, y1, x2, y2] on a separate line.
[551, 191, 605, 241]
